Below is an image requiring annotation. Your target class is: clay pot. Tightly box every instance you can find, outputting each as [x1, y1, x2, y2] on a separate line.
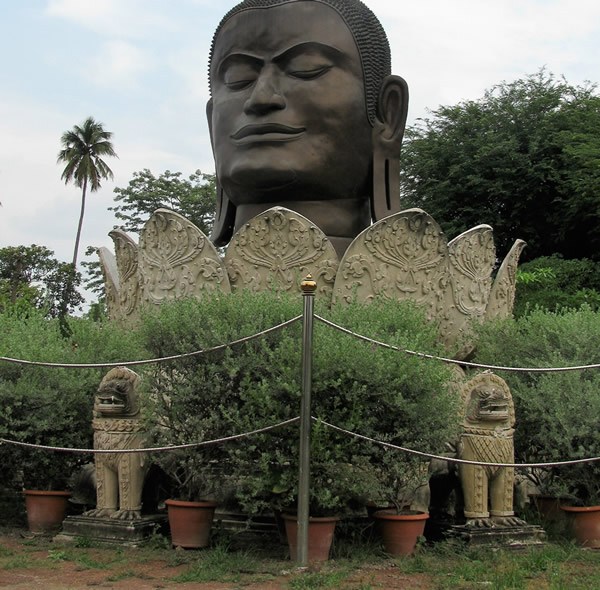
[560, 505, 600, 548]
[282, 513, 339, 562]
[165, 499, 217, 548]
[373, 510, 429, 555]
[23, 490, 70, 533]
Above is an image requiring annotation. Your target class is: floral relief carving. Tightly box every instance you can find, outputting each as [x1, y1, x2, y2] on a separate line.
[99, 207, 523, 361]
[138, 208, 230, 305]
[225, 207, 338, 301]
[486, 239, 527, 322]
[334, 209, 449, 317]
[109, 229, 140, 320]
[448, 225, 495, 318]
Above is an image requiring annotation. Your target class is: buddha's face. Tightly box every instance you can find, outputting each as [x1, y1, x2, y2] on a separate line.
[208, 1, 373, 205]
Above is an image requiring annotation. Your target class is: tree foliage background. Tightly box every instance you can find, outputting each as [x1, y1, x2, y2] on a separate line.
[399, 70, 600, 261]
[110, 169, 216, 236]
[81, 169, 217, 303]
[0, 245, 83, 317]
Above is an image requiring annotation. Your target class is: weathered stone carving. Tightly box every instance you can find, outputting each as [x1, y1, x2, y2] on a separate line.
[458, 372, 524, 527]
[98, 206, 524, 353]
[448, 225, 495, 318]
[97, 246, 121, 322]
[84, 367, 148, 521]
[333, 208, 447, 308]
[108, 229, 140, 322]
[486, 239, 527, 322]
[138, 209, 230, 305]
[333, 210, 510, 354]
[224, 207, 339, 301]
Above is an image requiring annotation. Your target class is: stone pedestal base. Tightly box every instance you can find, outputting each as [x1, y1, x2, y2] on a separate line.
[55, 514, 168, 546]
[449, 523, 546, 550]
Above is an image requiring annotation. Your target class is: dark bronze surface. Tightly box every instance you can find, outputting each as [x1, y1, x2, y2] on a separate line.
[207, 0, 409, 255]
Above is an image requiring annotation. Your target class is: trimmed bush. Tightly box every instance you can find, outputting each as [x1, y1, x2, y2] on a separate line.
[140, 291, 460, 515]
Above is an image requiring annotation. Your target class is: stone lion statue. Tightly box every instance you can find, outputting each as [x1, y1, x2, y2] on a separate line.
[84, 367, 149, 520]
[458, 372, 525, 527]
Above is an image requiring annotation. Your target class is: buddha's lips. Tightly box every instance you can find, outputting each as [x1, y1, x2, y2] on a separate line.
[231, 124, 305, 141]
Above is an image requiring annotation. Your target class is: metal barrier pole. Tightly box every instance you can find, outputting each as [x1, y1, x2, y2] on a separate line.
[297, 275, 316, 566]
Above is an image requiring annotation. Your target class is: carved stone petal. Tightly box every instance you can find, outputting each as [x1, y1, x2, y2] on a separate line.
[486, 239, 527, 321]
[333, 209, 449, 317]
[109, 228, 140, 320]
[448, 225, 495, 317]
[445, 225, 496, 356]
[138, 208, 230, 306]
[97, 246, 122, 322]
[224, 206, 339, 301]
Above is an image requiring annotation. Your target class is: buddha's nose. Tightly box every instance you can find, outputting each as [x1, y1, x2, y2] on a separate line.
[244, 67, 285, 115]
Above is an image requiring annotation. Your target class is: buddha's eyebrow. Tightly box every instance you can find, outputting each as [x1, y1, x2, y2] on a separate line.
[217, 53, 263, 78]
[273, 42, 345, 65]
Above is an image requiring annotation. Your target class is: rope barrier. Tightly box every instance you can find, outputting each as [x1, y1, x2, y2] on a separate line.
[1, 313, 598, 374]
[0, 417, 300, 455]
[2, 413, 598, 469]
[1, 309, 599, 468]
[316, 315, 600, 373]
[0, 316, 302, 369]
[316, 417, 600, 468]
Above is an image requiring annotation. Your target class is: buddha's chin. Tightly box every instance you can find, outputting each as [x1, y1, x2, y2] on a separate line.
[223, 168, 300, 204]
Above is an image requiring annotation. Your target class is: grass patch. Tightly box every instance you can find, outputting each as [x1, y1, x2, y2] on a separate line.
[73, 553, 111, 570]
[1, 555, 34, 570]
[172, 543, 278, 584]
[1, 530, 600, 588]
[288, 569, 352, 589]
[393, 541, 600, 590]
[0, 544, 15, 557]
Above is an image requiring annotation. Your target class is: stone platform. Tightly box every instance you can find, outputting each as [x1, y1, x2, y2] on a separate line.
[55, 514, 168, 546]
[449, 523, 546, 550]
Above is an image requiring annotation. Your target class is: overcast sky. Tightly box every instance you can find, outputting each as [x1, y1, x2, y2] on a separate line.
[1, 0, 599, 303]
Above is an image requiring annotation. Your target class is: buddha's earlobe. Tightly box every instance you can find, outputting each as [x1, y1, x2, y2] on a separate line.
[207, 98, 236, 245]
[371, 75, 409, 221]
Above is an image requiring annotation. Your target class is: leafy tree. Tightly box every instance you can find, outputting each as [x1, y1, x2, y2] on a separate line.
[400, 70, 600, 260]
[57, 116, 117, 267]
[81, 246, 108, 320]
[0, 245, 83, 317]
[110, 169, 216, 235]
[514, 255, 600, 316]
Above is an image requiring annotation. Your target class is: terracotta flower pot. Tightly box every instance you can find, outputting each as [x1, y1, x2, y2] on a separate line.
[373, 510, 429, 555]
[23, 490, 71, 533]
[165, 499, 217, 549]
[282, 513, 339, 562]
[560, 505, 600, 548]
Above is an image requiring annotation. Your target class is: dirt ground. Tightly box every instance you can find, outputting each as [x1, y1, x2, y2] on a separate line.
[0, 528, 432, 590]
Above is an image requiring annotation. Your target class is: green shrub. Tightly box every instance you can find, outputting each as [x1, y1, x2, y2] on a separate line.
[0, 310, 147, 490]
[515, 255, 600, 317]
[474, 306, 600, 504]
[140, 291, 460, 515]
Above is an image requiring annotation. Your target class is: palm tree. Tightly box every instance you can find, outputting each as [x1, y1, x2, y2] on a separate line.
[57, 116, 117, 267]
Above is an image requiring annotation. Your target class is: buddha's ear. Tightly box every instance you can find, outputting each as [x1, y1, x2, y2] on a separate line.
[371, 75, 409, 221]
[207, 98, 236, 246]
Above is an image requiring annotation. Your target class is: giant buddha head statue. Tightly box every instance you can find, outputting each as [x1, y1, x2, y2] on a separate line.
[207, 0, 409, 255]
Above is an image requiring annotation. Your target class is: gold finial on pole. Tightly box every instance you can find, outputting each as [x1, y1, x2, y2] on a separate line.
[301, 274, 317, 294]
